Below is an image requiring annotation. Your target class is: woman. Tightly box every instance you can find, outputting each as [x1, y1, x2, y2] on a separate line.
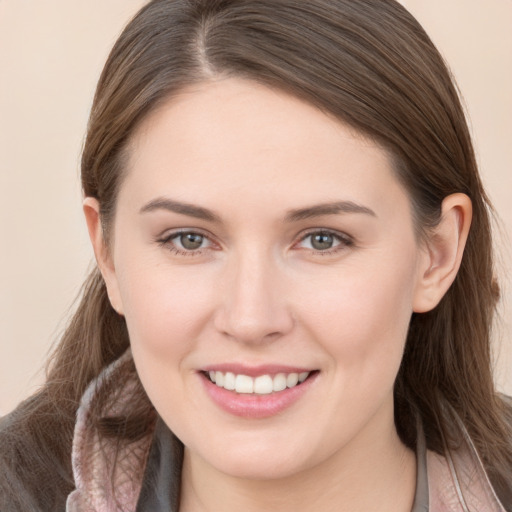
[1, 0, 511, 510]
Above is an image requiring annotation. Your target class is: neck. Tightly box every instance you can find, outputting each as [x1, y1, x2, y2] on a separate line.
[179, 411, 416, 512]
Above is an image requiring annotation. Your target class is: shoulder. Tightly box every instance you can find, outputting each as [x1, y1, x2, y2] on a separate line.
[0, 396, 74, 512]
[501, 394, 512, 414]
[499, 394, 512, 444]
[487, 394, 512, 510]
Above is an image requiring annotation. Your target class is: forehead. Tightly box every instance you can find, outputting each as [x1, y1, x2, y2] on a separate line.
[121, 78, 409, 219]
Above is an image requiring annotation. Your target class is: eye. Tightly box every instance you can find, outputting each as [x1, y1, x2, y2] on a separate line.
[158, 230, 213, 255]
[309, 232, 338, 250]
[177, 232, 207, 250]
[297, 230, 353, 253]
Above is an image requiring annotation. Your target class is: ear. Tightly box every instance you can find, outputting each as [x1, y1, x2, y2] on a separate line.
[413, 193, 472, 313]
[83, 197, 124, 315]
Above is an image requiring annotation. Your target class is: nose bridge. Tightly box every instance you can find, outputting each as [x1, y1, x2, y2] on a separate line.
[215, 243, 292, 343]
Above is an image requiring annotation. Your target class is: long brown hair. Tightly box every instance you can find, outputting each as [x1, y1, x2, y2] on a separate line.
[2, 0, 511, 508]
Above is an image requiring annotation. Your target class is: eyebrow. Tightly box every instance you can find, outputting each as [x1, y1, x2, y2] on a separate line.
[284, 201, 376, 222]
[140, 197, 222, 222]
[139, 197, 376, 223]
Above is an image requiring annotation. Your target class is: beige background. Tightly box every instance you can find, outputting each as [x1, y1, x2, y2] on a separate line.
[0, 1, 511, 415]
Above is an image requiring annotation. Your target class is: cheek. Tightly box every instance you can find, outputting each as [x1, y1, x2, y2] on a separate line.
[116, 257, 217, 357]
[116, 263, 219, 423]
[297, 254, 417, 384]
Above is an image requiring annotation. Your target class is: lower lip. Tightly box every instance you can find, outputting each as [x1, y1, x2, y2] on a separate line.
[200, 372, 318, 419]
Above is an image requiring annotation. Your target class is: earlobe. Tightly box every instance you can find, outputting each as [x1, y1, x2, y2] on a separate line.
[83, 197, 124, 315]
[413, 193, 472, 313]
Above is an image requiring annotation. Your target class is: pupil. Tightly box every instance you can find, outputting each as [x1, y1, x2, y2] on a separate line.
[312, 233, 333, 250]
[181, 233, 203, 250]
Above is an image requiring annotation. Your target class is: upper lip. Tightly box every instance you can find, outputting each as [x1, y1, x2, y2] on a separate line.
[200, 363, 315, 377]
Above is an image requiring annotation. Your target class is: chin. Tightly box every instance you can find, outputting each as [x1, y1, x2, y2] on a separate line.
[213, 454, 308, 481]
[189, 434, 319, 481]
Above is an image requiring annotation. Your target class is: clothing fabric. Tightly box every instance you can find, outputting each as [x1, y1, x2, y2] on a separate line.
[66, 350, 508, 512]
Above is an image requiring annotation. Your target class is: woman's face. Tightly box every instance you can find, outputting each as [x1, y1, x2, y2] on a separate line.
[106, 78, 430, 479]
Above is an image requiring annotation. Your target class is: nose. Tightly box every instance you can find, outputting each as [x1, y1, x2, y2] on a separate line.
[213, 249, 294, 345]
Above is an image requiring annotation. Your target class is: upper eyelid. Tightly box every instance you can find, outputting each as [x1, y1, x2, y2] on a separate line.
[297, 228, 353, 242]
[158, 227, 214, 242]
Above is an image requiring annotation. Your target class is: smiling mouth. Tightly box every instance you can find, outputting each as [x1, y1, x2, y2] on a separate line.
[204, 370, 316, 395]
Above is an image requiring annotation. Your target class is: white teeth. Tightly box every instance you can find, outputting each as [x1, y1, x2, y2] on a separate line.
[254, 375, 273, 394]
[224, 372, 236, 391]
[208, 370, 311, 394]
[286, 373, 299, 388]
[235, 374, 254, 394]
[215, 371, 224, 387]
[298, 372, 309, 383]
[273, 373, 287, 392]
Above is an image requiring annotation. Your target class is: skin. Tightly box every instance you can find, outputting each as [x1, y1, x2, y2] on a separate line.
[85, 78, 472, 512]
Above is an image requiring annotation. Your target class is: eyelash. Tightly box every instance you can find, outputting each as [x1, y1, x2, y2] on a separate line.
[296, 229, 354, 255]
[157, 229, 214, 257]
[156, 229, 354, 257]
